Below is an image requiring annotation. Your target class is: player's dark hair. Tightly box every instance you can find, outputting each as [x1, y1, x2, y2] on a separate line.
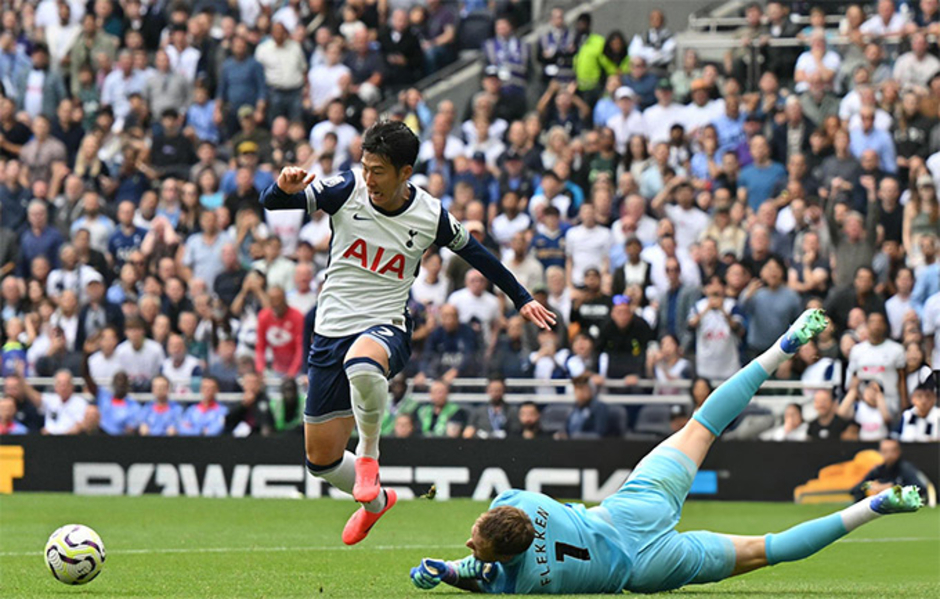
[477, 506, 535, 557]
[361, 121, 419, 172]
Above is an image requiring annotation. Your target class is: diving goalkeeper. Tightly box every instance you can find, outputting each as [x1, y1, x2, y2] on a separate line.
[409, 309, 923, 594]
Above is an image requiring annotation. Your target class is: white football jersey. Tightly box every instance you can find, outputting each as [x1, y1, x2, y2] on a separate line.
[303, 170, 469, 337]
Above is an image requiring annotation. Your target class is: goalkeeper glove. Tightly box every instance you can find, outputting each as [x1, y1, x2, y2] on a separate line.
[410, 556, 496, 590]
[410, 558, 452, 589]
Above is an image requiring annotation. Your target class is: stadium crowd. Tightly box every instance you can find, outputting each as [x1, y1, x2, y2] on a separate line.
[0, 0, 938, 443]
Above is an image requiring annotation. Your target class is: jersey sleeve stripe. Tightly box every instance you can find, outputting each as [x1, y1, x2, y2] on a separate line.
[305, 184, 317, 214]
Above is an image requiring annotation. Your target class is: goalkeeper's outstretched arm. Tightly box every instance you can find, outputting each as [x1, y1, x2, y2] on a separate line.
[411, 556, 493, 593]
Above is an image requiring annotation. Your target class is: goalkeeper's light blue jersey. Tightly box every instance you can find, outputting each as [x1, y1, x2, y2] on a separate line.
[480, 490, 633, 594]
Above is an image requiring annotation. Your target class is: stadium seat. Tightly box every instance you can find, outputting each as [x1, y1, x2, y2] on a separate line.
[607, 405, 629, 437]
[632, 404, 673, 438]
[457, 13, 494, 55]
[794, 449, 885, 504]
[540, 404, 571, 434]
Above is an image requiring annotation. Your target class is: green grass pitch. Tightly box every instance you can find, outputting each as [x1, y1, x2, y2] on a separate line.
[1, 494, 938, 598]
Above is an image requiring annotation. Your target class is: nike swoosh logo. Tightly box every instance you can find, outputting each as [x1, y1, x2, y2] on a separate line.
[353, 214, 372, 221]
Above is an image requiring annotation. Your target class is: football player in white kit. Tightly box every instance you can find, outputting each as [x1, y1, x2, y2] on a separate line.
[261, 121, 556, 545]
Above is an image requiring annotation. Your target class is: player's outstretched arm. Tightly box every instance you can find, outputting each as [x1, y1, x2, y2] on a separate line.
[258, 167, 316, 210]
[410, 556, 493, 593]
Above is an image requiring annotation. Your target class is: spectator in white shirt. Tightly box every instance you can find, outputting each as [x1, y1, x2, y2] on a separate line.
[611, 193, 658, 249]
[794, 33, 841, 93]
[299, 210, 331, 271]
[254, 22, 307, 122]
[461, 96, 508, 147]
[307, 40, 350, 116]
[796, 340, 843, 402]
[165, 24, 201, 82]
[688, 274, 744, 380]
[904, 343, 933, 403]
[309, 100, 359, 163]
[565, 203, 612, 287]
[642, 230, 701, 300]
[859, 0, 908, 38]
[45, 1, 80, 69]
[545, 265, 572, 327]
[100, 50, 146, 126]
[606, 87, 646, 154]
[412, 252, 449, 312]
[464, 117, 506, 168]
[680, 79, 724, 138]
[418, 114, 466, 162]
[160, 333, 203, 395]
[252, 236, 296, 293]
[115, 317, 166, 391]
[885, 267, 916, 339]
[898, 385, 939, 442]
[760, 403, 809, 441]
[87, 326, 123, 385]
[846, 312, 907, 415]
[40, 370, 90, 435]
[447, 269, 502, 347]
[46, 244, 102, 304]
[892, 32, 940, 91]
[651, 178, 708, 249]
[286, 262, 317, 315]
[503, 232, 545, 293]
[642, 79, 684, 145]
[491, 191, 532, 258]
[838, 377, 892, 441]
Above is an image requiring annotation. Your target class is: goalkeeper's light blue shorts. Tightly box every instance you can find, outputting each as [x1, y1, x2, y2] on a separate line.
[596, 446, 736, 593]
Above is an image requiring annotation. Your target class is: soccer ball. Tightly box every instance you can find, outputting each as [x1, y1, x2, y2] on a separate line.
[44, 524, 106, 585]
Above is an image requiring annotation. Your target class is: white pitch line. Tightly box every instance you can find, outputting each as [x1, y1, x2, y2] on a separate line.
[1, 538, 936, 558]
[0, 544, 457, 558]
